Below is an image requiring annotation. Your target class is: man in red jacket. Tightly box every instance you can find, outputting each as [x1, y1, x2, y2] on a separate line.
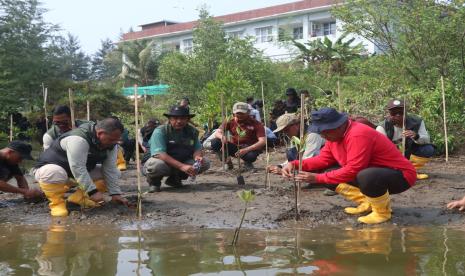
[282, 107, 416, 224]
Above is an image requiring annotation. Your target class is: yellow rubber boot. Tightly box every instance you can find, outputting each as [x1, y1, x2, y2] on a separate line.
[67, 189, 97, 208]
[40, 225, 66, 258]
[358, 191, 392, 224]
[335, 183, 371, 215]
[39, 182, 69, 217]
[94, 179, 107, 193]
[410, 154, 430, 180]
[116, 146, 127, 171]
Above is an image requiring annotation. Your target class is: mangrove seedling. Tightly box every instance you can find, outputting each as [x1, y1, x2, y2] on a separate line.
[290, 135, 307, 220]
[236, 126, 247, 186]
[231, 190, 256, 246]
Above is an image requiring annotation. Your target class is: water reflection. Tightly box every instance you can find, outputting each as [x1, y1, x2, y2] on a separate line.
[0, 225, 464, 275]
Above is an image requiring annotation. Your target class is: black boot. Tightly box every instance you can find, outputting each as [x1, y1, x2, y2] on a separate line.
[165, 173, 183, 187]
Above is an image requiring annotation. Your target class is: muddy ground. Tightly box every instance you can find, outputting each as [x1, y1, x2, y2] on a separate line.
[1, 148, 464, 229]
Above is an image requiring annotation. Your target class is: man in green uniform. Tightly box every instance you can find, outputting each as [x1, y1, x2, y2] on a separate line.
[34, 118, 128, 217]
[143, 106, 210, 193]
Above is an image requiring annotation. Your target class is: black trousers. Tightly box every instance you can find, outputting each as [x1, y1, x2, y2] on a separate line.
[324, 167, 411, 197]
[211, 138, 261, 163]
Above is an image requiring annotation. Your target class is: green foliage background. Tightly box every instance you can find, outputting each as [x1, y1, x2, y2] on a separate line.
[1, 0, 464, 154]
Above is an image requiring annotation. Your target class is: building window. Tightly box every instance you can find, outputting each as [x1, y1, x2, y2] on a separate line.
[227, 31, 243, 39]
[311, 21, 336, 37]
[293, 26, 303, 40]
[255, 26, 273, 43]
[182, 39, 193, 53]
[323, 22, 336, 36]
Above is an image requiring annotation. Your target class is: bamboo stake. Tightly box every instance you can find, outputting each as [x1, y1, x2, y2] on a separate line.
[134, 85, 142, 219]
[9, 114, 13, 142]
[86, 100, 90, 121]
[68, 88, 75, 128]
[220, 94, 226, 171]
[441, 76, 449, 162]
[337, 80, 342, 112]
[401, 96, 407, 156]
[43, 84, 49, 131]
[296, 94, 306, 220]
[261, 82, 271, 189]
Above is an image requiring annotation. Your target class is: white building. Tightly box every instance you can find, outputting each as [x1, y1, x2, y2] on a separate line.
[121, 0, 377, 61]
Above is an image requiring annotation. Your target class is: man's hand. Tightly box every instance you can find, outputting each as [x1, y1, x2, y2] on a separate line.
[180, 164, 195, 176]
[447, 197, 465, 211]
[267, 165, 282, 175]
[403, 130, 417, 139]
[281, 163, 294, 178]
[23, 189, 44, 200]
[111, 195, 130, 207]
[141, 145, 147, 153]
[194, 155, 203, 162]
[235, 148, 250, 158]
[294, 172, 318, 183]
[90, 191, 105, 204]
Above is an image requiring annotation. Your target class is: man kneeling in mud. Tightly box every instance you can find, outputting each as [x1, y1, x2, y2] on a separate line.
[33, 118, 129, 217]
[281, 107, 417, 224]
[143, 106, 210, 193]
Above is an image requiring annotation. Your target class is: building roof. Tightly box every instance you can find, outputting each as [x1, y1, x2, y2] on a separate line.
[122, 0, 334, 41]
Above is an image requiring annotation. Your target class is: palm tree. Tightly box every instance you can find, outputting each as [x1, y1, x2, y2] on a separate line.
[118, 39, 165, 86]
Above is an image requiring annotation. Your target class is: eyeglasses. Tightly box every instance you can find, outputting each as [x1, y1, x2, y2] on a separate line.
[53, 120, 71, 126]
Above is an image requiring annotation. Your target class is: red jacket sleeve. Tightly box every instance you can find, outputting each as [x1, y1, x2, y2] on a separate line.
[291, 143, 337, 171]
[316, 134, 374, 184]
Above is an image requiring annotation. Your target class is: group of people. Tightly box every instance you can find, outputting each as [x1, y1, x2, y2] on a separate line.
[1, 90, 464, 225]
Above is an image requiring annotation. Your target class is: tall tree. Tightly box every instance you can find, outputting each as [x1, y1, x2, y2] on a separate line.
[0, 0, 56, 111]
[90, 38, 121, 81]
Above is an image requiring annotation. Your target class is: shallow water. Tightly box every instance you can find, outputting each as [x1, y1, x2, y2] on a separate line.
[0, 224, 464, 275]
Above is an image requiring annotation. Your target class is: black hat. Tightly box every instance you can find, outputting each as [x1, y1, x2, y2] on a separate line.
[163, 105, 195, 118]
[7, 141, 33, 160]
[309, 107, 348, 134]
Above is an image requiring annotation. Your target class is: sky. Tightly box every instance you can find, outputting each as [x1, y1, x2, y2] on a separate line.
[41, 0, 297, 55]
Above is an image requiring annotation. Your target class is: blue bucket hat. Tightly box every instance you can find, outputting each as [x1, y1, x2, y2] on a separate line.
[309, 107, 348, 134]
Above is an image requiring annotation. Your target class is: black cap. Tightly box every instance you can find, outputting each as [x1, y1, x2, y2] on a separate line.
[286, 87, 297, 96]
[7, 141, 33, 160]
[163, 105, 195, 118]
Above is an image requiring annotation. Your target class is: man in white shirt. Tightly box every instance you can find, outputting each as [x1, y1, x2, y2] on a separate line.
[376, 99, 435, 179]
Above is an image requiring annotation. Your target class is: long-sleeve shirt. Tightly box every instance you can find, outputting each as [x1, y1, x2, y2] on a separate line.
[376, 121, 430, 145]
[292, 121, 417, 186]
[42, 133, 54, 150]
[60, 136, 122, 195]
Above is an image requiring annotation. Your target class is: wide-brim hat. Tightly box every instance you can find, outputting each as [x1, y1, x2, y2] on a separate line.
[308, 107, 348, 134]
[273, 113, 299, 133]
[163, 105, 195, 118]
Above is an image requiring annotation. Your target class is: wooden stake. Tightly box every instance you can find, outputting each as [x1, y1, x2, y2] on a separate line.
[261, 82, 271, 189]
[401, 96, 407, 156]
[441, 76, 449, 162]
[337, 80, 342, 111]
[134, 85, 142, 219]
[9, 114, 13, 142]
[43, 84, 49, 131]
[68, 88, 75, 128]
[86, 100, 90, 121]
